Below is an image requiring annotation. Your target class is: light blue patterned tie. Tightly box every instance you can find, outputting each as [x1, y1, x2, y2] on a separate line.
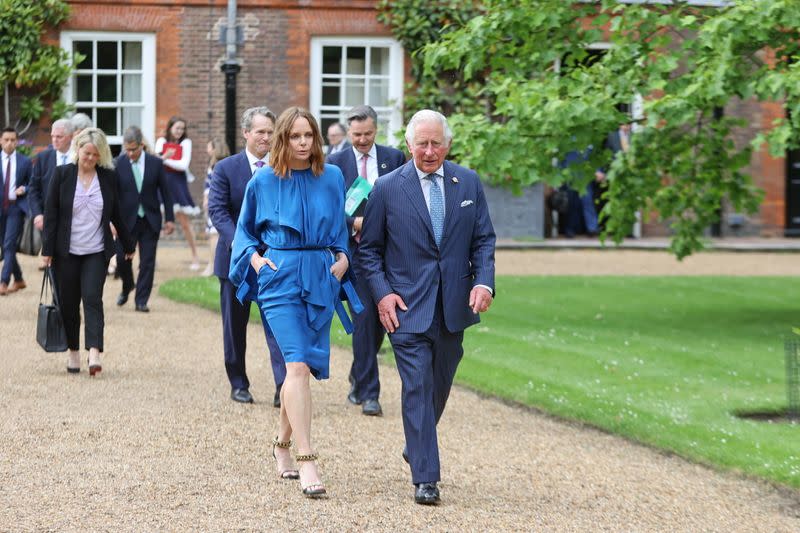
[425, 174, 444, 247]
[60, 154, 67, 165]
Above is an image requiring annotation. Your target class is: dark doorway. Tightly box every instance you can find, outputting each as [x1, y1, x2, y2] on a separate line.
[785, 146, 800, 236]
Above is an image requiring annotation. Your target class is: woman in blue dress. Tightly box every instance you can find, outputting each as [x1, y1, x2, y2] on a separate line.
[230, 107, 359, 498]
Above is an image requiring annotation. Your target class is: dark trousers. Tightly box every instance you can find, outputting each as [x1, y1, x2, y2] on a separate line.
[0, 203, 24, 284]
[54, 252, 107, 352]
[347, 266, 384, 401]
[388, 295, 464, 485]
[116, 217, 159, 306]
[219, 277, 286, 391]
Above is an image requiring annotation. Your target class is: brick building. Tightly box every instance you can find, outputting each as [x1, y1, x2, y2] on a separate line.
[20, 0, 797, 238]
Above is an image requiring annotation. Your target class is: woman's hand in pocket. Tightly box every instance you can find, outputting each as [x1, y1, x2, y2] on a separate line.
[330, 252, 349, 281]
[251, 251, 277, 274]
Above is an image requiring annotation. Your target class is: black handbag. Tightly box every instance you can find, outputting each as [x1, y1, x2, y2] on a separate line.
[36, 266, 68, 352]
[18, 215, 42, 256]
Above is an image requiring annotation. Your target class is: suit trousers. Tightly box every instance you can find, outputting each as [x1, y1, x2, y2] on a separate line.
[55, 251, 107, 351]
[346, 265, 384, 401]
[0, 203, 24, 284]
[116, 217, 159, 306]
[219, 277, 286, 391]
[388, 293, 464, 484]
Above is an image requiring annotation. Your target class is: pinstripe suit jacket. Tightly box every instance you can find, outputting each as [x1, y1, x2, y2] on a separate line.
[359, 160, 496, 334]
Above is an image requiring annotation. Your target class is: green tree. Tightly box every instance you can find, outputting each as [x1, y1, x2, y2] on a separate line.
[0, 0, 78, 134]
[408, 0, 799, 258]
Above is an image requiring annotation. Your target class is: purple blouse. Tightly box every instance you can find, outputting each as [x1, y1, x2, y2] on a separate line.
[69, 175, 105, 255]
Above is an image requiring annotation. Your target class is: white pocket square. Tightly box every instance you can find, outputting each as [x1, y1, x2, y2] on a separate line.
[460, 200, 474, 207]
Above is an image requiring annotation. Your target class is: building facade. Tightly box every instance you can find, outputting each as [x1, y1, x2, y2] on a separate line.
[19, 0, 793, 239]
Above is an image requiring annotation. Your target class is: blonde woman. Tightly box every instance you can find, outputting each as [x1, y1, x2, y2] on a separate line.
[42, 128, 135, 375]
[201, 138, 229, 276]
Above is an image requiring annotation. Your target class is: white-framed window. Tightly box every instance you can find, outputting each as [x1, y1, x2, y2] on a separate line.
[60, 31, 156, 155]
[310, 37, 404, 146]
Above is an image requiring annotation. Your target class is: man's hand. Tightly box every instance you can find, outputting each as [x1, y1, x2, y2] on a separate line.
[250, 251, 277, 274]
[34, 214, 44, 231]
[469, 286, 493, 314]
[377, 293, 407, 333]
[14, 185, 25, 196]
[330, 252, 349, 281]
[42, 256, 52, 267]
[352, 216, 363, 233]
[163, 221, 175, 235]
[110, 223, 117, 238]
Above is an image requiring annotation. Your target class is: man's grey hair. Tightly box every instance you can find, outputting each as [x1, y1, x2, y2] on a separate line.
[122, 126, 144, 145]
[328, 122, 347, 135]
[241, 106, 276, 131]
[346, 105, 378, 127]
[405, 110, 453, 146]
[51, 118, 74, 134]
[70, 112, 92, 131]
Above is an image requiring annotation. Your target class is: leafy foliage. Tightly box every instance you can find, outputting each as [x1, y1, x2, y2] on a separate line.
[386, 0, 800, 258]
[0, 0, 78, 128]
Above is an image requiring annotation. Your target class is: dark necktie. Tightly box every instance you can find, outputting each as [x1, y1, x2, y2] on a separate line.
[425, 174, 444, 247]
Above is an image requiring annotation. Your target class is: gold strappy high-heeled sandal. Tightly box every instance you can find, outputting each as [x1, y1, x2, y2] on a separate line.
[271, 437, 299, 480]
[296, 452, 326, 498]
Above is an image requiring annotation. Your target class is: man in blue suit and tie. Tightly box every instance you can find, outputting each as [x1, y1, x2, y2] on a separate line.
[29, 119, 75, 239]
[0, 127, 33, 295]
[328, 105, 405, 416]
[208, 106, 286, 406]
[113, 126, 175, 312]
[359, 110, 496, 505]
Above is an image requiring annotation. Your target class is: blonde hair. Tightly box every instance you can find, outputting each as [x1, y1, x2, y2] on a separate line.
[71, 128, 114, 169]
[270, 107, 325, 178]
[208, 137, 230, 169]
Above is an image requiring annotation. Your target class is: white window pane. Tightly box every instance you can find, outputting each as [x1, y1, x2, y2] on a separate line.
[345, 79, 365, 107]
[97, 41, 117, 69]
[346, 47, 366, 75]
[122, 74, 141, 102]
[370, 47, 390, 76]
[76, 75, 92, 102]
[74, 41, 92, 69]
[122, 41, 141, 70]
[122, 107, 142, 130]
[323, 46, 342, 74]
[97, 74, 116, 102]
[97, 108, 118, 135]
[369, 79, 389, 106]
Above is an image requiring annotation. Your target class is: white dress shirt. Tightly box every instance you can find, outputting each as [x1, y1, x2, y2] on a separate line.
[2, 151, 18, 201]
[246, 149, 269, 176]
[413, 164, 445, 216]
[353, 145, 379, 186]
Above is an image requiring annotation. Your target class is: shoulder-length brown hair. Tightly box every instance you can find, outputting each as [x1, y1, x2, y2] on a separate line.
[270, 107, 325, 178]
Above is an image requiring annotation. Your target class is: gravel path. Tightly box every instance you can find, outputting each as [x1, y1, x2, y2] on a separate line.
[1, 247, 798, 531]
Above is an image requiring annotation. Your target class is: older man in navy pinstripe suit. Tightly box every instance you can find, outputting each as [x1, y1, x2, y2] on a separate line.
[359, 110, 496, 505]
[327, 105, 406, 417]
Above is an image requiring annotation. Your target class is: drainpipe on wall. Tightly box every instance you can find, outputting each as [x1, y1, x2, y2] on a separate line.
[221, 0, 241, 154]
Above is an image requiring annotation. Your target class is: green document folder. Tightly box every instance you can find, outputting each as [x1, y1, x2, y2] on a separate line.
[344, 176, 373, 216]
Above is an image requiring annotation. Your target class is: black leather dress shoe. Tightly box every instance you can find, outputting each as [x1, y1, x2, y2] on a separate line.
[273, 384, 282, 408]
[231, 388, 254, 403]
[135, 304, 150, 313]
[362, 398, 382, 416]
[414, 482, 440, 505]
[116, 291, 130, 306]
[347, 391, 362, 405]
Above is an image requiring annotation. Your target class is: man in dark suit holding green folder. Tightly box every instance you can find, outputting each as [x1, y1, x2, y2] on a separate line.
[328, 105, 405, 416]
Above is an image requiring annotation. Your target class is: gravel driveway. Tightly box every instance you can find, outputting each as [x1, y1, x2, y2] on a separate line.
[1, 247, 798, 531]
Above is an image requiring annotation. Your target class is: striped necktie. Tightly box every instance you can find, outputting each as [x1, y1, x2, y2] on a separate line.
[425, 174, 444, 247]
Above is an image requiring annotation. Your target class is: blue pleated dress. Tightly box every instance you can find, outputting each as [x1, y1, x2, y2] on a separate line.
[229, 164, 362, 379]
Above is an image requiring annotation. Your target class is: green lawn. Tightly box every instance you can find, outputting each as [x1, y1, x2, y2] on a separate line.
[160, 275, 800, 488]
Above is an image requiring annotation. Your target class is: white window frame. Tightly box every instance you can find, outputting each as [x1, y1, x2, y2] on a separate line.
[310, 36, 404, 143]
[60, 31, 156, 148]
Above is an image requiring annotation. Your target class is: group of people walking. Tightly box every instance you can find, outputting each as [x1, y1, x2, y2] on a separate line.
[3, 103, 496, 505]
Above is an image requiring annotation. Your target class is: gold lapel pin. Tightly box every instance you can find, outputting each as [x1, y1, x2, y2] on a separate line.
[452, 177, 459, 183]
